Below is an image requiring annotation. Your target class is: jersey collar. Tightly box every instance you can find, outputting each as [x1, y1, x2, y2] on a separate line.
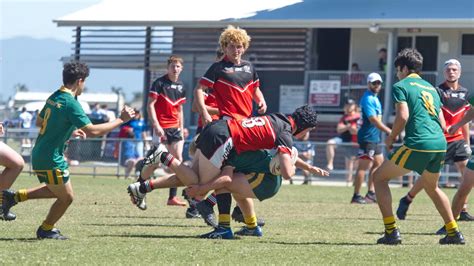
[59, 86, 75, 96]
[407, 73, 421, 79]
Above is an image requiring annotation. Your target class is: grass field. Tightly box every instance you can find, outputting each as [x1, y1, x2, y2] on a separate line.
[1, 173, 473, 264]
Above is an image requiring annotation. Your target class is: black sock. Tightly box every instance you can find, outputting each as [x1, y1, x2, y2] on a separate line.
[216, 193, 232, 227]
[169, 187, 177, 199]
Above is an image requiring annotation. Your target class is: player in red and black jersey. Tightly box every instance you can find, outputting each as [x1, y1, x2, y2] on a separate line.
[140, 55, 187, 207]
[397, 59, 474, 222]
[194, 25, 266, 124]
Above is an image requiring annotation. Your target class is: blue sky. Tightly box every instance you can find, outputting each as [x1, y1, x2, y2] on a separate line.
[0, 0, 142, 102]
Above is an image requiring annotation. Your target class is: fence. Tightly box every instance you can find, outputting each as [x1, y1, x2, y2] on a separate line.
[0, 128, 463, 186]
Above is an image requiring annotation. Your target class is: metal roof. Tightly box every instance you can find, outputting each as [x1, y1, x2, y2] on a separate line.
[54, 0, 474, 28]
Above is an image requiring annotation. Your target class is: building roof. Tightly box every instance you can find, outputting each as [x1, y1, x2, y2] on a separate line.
[55, 0, 474, 28]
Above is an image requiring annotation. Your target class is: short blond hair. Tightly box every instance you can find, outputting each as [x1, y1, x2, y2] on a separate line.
[219, 25, 251, 50]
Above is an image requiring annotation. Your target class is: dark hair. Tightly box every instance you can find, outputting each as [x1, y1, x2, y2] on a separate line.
[379, 48, 387, 53]
[394, 48, 423, 74]
[291, 105, 318, 135]
[63, 61, 89, 85]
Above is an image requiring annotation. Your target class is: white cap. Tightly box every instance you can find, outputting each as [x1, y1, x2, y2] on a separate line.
[367, 72, 383, 83]
[444, 59, 461, 70]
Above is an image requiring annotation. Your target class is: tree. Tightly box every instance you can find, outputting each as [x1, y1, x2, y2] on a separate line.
[14, 83, 28, 92]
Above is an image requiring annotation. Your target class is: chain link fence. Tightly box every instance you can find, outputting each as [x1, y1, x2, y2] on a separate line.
[0, 128, 463, 186]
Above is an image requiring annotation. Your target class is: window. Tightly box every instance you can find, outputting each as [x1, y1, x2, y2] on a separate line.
[462, 34, 474, 55]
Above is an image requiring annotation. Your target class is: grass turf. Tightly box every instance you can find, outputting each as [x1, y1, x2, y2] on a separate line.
[0, 173, 473, 264]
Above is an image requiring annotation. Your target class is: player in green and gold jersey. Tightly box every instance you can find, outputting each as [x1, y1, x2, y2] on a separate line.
[1, 62, 135, 240]
[372, 48, 465, 245]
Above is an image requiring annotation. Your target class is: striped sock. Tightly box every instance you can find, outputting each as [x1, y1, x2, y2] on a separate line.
[244, 215, 257, 229]
[218, 214, 231, 228]
[160, 152, 174, 167]
[217, 193, 232, 228]
[206, 193, 217, 206]
[383, 216, 397, 234]
[139, 180, 154, 194]
[445, 220, 459, 236]
[15, 189, 28, 202]
[406, 192, 415, 202]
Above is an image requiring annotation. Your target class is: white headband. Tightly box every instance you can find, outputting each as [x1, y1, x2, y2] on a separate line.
[444, 59, 461, 70]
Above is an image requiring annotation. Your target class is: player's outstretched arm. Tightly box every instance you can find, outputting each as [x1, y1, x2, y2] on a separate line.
[449, 107, 474, 135]
[295, 157, 329, 177]
[82, 105, 135, 137]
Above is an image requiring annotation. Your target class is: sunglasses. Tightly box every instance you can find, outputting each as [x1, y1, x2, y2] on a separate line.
[370, 81, 382, 85]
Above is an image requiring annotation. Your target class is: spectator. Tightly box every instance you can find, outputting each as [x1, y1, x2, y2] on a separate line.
[102, 104, 116, 122]
[326, 99, 360, 184]
[129, 109, 148, 158]
[117, 124, 142, 179]
[18, 107, 33, 147]
[294, 131, 315, 185]
[378, 48, 387, 72]
[350, 63, 366, 85]
[89, 103, 108, 124]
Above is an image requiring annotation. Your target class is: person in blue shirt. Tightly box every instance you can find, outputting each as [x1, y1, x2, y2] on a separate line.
[128, 109, 148, 158]
[352, 72, 392, 204]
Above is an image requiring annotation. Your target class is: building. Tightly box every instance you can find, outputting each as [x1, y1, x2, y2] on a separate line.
[54, 0, 474, 139]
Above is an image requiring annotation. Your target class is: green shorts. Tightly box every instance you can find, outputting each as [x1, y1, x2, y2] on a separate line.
[245, 172, 282, 201]
[34, 168, 70, 185]
[466, 157, 474, 170]
[389, 145, 445, 175]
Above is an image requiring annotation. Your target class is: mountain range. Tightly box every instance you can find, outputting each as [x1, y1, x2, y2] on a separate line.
[0, 37, 142, 103]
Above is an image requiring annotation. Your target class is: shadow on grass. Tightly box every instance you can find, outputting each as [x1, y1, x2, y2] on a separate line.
[84, 223, 207, 228]
[365, 231, 436, 236]
[0, 237, 39, 242]
[267, 241, 377, 246]
[91, 234, 197, 239]
[103, 215, 179, 219]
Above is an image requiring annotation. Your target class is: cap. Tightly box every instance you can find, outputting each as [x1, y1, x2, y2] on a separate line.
[444, 59, 461, 70]
[367, 72, 383, 83]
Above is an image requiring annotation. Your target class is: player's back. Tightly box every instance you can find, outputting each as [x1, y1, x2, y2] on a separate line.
[33, 87, 90, 169]
[393, 74, 446, 151]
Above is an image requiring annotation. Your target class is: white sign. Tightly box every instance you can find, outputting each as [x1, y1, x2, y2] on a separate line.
[279, 85, 305, 114]
[309, 80, 341, 106]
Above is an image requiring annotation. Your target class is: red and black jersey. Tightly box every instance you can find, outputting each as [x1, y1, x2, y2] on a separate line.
[437, 82, 473, 142]
[339, 113, 360, 143]
[197, 90, 219, 128]
[227, 113, 294, 155]
[149, 75, 186, 129]
[199, 56, 260, 120]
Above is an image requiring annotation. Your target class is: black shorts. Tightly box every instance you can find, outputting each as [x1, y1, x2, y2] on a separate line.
[357, 141, 382, 160]
[196, 120, 234, 168]
[163, 128, 183, 145]
[445, 139, 471, 164]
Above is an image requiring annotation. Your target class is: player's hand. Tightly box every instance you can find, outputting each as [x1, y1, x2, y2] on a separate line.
[385, 135, 394, 151]
[185, 185, 202, 198]
[153, 125, 165, 138]
[72, 129, 87, 139]
[309, 166, 329, 177]
[0, 123, 4, 136]
[119, 105, 135, 122]
[202, 112, 213, 126]
[257, 101, 267, 114]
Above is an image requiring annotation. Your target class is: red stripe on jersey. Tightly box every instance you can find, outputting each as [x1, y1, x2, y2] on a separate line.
[227, 117, 276, 154]
[277, 145, 292, 155]
[216, 79, 257, 93]
[153, 95, 186, 129]
[213, 80, 257, 120]
[443, 105, 470, 142]
[149, 91, 159, 99]
[199, 77, 214, 88]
